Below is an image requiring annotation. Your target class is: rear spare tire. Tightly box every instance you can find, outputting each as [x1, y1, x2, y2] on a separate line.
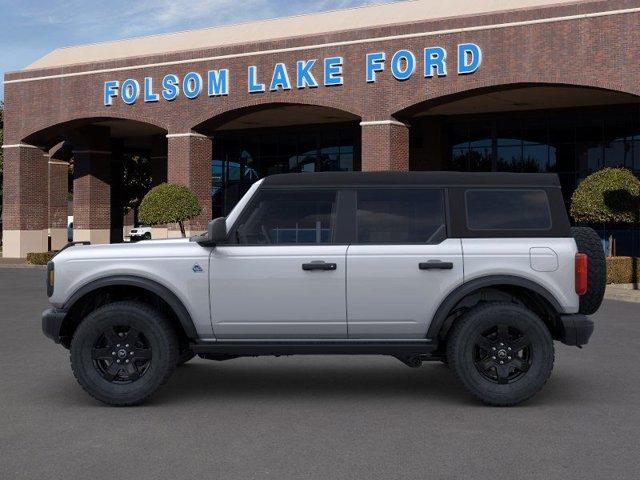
[571, 227, 606, 315]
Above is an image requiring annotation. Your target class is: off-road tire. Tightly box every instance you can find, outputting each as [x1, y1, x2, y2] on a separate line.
[447, 302, 554, 407]
[571, 226, 606, 315]
[70, 301, 178, 406]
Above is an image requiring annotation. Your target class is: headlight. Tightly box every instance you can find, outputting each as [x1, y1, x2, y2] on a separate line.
[47, 262, 54, 297]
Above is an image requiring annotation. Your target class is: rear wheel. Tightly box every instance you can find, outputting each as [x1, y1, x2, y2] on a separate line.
[70, 301, 178, 406]
[447, 302, 554, 406]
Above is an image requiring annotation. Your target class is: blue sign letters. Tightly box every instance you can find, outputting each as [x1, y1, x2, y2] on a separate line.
[103, 43, 482, 106]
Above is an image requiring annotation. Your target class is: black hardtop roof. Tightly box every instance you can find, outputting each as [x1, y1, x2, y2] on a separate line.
[262, 171, 561, 188]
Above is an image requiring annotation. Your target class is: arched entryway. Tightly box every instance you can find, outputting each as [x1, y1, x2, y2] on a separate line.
[4, 118, 167, 255]
[396, 84, 640, 197]
[193, 103, 361, 218]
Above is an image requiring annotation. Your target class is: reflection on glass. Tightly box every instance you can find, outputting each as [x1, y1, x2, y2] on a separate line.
[211, 124, 357, 217]
[444, 108, 640, 202]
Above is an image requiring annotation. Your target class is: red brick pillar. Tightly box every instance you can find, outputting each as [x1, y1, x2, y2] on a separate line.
[48, 144, 70, 250]
[1, 144, 49, 257]
[166, 132, 212, 235]
[360, 120, 410, 171]
[71, 126, 112, 244]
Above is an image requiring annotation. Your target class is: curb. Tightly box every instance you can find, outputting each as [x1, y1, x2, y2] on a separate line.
[604, 285, 640, 303]
[0, 264, 46, 269]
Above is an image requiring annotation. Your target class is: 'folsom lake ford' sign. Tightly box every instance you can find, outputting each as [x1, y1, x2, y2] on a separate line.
[103, 43, 482, 106]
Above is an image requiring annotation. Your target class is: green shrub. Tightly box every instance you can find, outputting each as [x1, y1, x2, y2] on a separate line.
[570, 168, 640, 224]
[27, 251, 55, 265]
[606, 257, 640, 284]
[139, 183, 202, 237]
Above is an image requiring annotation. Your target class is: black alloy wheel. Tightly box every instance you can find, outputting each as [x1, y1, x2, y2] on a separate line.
[473, 324, 532, 385]
[446, 302, 554, 406]
[91, 326, 152, 383]
[70, 301, 178, 406]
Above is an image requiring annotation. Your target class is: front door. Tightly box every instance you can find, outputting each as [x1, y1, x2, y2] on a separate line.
[210, 188, 347, 339]
[346, 188, 463, 339]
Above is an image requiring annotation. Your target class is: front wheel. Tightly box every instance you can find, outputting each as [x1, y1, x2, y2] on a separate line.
[446, 302, 554, 406]
[70, 301, 178, 406]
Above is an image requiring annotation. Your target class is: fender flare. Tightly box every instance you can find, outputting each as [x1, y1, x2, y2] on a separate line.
[426, 275, 564, 340]
[63, 275, 198, 339]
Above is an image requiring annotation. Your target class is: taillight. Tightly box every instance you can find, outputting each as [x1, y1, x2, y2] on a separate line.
[575, 253, 588, 296]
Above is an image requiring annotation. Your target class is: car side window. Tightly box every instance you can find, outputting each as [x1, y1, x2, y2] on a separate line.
[356, 189, 447, 244]
[233, 189, 338, 245]
[465, 189, 552, 230]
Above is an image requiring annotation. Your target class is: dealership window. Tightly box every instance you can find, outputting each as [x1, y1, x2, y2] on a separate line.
[450, 124, 492, 171]
[429, 105, 640, 202]
[233, 189, 338, 245]
[356, 189, 446, 243]
[211, 123, 358, 218]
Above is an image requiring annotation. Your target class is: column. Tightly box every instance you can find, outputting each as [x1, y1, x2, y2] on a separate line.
[166, 132, 212, 236]
[109, 141, 124, 244]
[48, 143, 70, 251]
[150, 134, 169, 239]
[360, 120, 410, 171]
[71, 126, 112, 244]
[1, 143, 49, 257]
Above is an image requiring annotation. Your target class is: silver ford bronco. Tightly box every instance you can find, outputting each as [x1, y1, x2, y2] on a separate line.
[42, 172, 605, 406]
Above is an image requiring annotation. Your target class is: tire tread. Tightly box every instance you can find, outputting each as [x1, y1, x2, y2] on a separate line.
[70, 301, 178, 406]
[447, 301, 554, 407]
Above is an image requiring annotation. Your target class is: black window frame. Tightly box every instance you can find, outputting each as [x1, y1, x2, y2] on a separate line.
[465, 188, 553, 232]
[448, 186, 571, 238]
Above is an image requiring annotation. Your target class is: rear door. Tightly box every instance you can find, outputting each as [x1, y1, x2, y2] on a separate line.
[346, 188, 463, 339]
[211, 187, 348, 339]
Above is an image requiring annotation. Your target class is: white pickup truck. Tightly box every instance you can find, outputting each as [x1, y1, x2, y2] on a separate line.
[42, 172, 605, 406]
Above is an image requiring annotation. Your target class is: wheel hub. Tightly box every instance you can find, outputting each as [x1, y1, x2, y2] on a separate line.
[92, 326, 152, 384]
[473, 324, 532, 384]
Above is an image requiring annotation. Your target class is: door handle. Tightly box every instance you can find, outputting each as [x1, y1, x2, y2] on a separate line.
[302, 261, 338, 271]
[419, 260, 454, 270]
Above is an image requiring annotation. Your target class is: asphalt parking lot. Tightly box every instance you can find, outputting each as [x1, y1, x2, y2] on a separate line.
[1, 268, 639, 480]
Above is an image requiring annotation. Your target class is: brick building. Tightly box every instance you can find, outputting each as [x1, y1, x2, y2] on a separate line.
[3, 0, 640, 257]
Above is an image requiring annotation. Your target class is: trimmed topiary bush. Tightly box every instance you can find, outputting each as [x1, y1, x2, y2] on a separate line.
[138, 183, 202, 237]
[570, 168, 640, 224]
[606, 257, 640, 284]
[27, 251, 55, 265]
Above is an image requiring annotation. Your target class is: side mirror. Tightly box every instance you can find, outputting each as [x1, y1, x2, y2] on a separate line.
[208, 217, 228, 244]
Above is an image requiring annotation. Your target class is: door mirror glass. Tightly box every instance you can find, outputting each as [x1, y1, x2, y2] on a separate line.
[208, 217, 228, 244]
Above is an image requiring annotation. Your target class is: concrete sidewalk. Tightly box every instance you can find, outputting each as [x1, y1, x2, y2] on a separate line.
[605, 284, 640, 303]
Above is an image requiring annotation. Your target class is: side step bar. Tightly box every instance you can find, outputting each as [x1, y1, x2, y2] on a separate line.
[191, 340, 439, 357]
